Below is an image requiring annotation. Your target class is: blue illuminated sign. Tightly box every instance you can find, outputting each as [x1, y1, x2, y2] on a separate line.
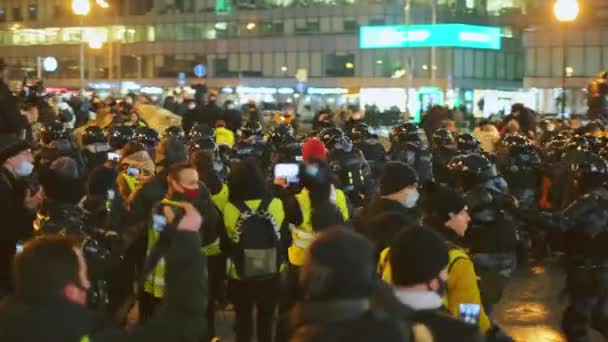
[360, 24, 501, 50]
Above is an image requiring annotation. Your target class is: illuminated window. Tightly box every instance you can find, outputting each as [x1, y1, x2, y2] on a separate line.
[28, 4, 37, 20]
[0, 9, 6, 22]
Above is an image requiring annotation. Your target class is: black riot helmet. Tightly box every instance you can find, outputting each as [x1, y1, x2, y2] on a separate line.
[82, 125, 106, 145]
[134, 127, 160, 148]
[545, 133, 569, 162]
[390, 122, 421, 144]
[448, 153, 498, 189]
[456, 133, 481, 153]
[501, 133, 531, 154]
[432, 128, 455, 148]
[566, 134, 590, 151]
[189, 124, 215, 141]
[189, 136, 219, 154]
[40, 121, 70, 145]
[318, 127, 346, 150]
[240, 120, 264, 139]
[573, 153, 608, 191]
[349, 122, 371, 143]
[108, 125, 135, 151]
[269, 124, 295, 148]
[328, 134, 354, 152]
[163, 126, 186, 142]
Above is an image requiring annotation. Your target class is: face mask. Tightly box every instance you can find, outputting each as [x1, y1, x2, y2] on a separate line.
[181, 186, 200, 201]
[88, 112, 97, 120]
[188, 104, 196, 110]
[401, 190, 419, 208]
[15, 161, 34, 177]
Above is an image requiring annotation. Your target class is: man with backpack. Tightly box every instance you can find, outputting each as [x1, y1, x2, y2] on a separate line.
[222, 159, 288, 342]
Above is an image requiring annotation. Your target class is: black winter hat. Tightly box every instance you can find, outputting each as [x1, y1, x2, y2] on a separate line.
[87, 165, 118, 196]
[390, 227, 449, 286]
[423, 182, 467, 223]
[380, 161, 418, 196]
[303, 227, 375, 300]
[0, 134, 30, 163]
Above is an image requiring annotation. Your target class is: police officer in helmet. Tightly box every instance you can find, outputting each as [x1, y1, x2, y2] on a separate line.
[388, 122, 433, 184]
[322, 128, 373, 207]
[36, 121, 86, 175]
[233, 121, 270, 174]
[80, 126, 110, 171]
[525, 153, 608, 342]
[431, 128, 458, 185]
[348, 122, 386, 180]
[448, 153, 518, 314]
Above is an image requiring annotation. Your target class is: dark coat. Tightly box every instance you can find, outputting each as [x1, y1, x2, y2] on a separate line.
[354, 197, 420, 257]
[289, 300, 407, 342]
[0, 232, 207, 342]
[0, 81, 26, 135]
[223, 108, 243, 133]
[0, 168, 34, 295]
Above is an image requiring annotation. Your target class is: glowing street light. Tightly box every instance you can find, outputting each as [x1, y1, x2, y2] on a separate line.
[554, 0, 579, 116]
[96, 0, 110, 9]
[554, 0, 579, 22]
[72, 0, 91, 16]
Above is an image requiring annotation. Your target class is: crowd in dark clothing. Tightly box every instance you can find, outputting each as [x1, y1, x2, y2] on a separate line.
[3, 84, 608, 342]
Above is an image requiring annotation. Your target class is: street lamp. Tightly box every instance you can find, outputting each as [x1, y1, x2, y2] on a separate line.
[73, 0, 90, 95]
[554, 0, 579, 116]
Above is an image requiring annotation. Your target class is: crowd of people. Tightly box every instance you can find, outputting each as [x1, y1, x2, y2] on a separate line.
[0, 69, 608, 342]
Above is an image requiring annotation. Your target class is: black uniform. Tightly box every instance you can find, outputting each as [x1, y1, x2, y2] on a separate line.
[528, 154, 608, 342]
[449, 154, 518, 314]
[388, 123, 433, 184]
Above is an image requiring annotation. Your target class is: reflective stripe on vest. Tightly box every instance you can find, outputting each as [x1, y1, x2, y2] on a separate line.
[288, 188, 349, 266]
[80, 336, 91, 342]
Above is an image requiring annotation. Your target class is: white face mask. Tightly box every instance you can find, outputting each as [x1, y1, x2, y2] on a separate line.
[15, 161, 34, 177]
[401, 190, 419, 208]
[88, 112, 97, 120]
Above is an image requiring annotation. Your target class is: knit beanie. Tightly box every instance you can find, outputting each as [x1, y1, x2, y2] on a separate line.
[0, 134, 29, 163]
[390, 227, 449, 286]
[303, 227, 375, 300]
[302, 138, 327, 161]
[379, 161, 418, 196]
[423, 182, 467, 223]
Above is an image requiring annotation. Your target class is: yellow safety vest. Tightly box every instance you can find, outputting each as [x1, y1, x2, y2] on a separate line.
[212, 183, 229, 214]
[288, 188, 349, 266]
[215, 127, 235, 148]
[223, 198, 285, 279]
[119, 172, 138, 193]
[143, 198, 220, 298]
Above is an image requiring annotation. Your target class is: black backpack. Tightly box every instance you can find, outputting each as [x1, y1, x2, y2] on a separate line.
[332, 152, 367, 193]
[232, 198, 281, 279]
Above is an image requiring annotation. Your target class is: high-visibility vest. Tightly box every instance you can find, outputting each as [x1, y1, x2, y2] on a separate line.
[212, 183, 229, 214]
[143, 198, 221, 298]
[288, 188, 349, 266]
[216, 127, 235, 148]
[119, 172, 138, 193]
[223, 198, 285, 279]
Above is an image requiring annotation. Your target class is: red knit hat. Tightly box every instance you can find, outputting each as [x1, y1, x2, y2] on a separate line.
[302, 138, 327, 161]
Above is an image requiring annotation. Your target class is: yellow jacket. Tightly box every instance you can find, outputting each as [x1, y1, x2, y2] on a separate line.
[211, 183, 229, 214]
[378, 246, 490, 333]
[288, 188, 349, 266]
[445, 247, 491, 333]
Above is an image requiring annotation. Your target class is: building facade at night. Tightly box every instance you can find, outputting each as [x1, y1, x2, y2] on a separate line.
[523, 0, 608, 115]
[0, 0, 536, 115]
